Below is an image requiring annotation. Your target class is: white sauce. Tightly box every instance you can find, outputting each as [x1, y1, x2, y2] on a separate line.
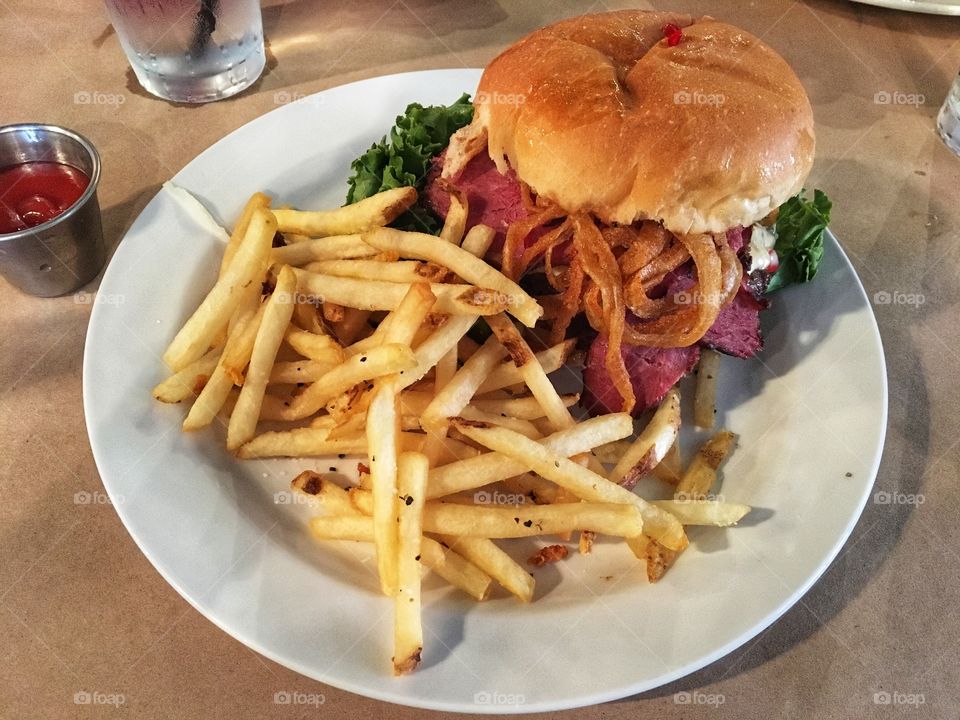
[748, 223, 778, 273]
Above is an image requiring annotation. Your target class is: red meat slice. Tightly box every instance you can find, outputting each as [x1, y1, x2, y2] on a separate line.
[582, 334, 701, 416]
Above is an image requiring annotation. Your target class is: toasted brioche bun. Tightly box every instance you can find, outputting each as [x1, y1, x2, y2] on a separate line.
[475, 11, 815, 234]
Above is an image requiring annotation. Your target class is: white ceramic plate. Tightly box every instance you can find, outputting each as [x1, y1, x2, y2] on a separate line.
[850, 0, 960, 14]
[83, 69, 888, 714]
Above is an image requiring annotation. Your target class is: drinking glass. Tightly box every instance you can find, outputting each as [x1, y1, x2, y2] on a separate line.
[104, 0, 265, 104]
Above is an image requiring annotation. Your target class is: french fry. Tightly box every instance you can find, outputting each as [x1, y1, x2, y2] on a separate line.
[439, 188, 468, 245]
[451, 419, 687, 551]
[300, 480, 492, 596]
[342, 284, 434, 358]
[182, 298, 265, 430]
[273, 187, 417, 236]
[457, 406, 542, 439]
[675, 430, 737, 500]
[460, 224, 496, 259]
[484, 314, 575, 431]
[475, 339, 575, 395]
[293, 269, 508, 317]
[694, 349, 721, 429]
[272, 235, 377, 267]
[653, 440, 683, 484]
[609, 389, 681, 489]
[397, 314, 477, 391]
[427, 413, 633, 499]
[652, 499, 750, 526]
[501, 473, 566, 505]
[368, 379, 401, 596]
[326, 412, 367, 440]
[468, 393, 579, 421]
[644, 539, 679, 583]
[394, 452, 428, 675]
[309, 515, 375, 541]
[268, 359, 337, 385]
[151, 348, 221, 403]
[402, 433, 480, 464]
[282, 344, 416, 420]
[363, 228, 542, 327]
[284, 326, 344, 364]
[220, 192, 270, 276]
[383, 284, 436, 345]
[578, 530, 596, 555]
[226, 266, 298, 450]
[419, 536, 492, 601]
[435, 534, 534, 602]
[237, 427, 366, 458]
[164, 207, 276, 371]
[292, 471, 356, 514]
[422, 501, 644, 539]
[421, 336, 507, 434]
[304, 259, 447, 284]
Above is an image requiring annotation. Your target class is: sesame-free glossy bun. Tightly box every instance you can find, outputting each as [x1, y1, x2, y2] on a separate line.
[475, 11, 815, 234]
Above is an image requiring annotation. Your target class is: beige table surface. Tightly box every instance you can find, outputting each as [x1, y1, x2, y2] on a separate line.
[2, 1, 959, 718]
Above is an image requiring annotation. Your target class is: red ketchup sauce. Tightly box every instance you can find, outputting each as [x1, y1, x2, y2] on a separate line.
[0, 161, 90, 234]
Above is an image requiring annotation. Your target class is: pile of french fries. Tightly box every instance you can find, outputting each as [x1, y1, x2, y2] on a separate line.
[152, 185, 751, 675]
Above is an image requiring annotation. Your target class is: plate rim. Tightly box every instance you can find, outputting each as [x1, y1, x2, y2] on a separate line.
[82, 68, 889, 714]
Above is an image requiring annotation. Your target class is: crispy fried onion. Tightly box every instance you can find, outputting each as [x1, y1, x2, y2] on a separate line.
[501, 202, 737, 413]
[502, 203, 565, 280]
[570, 214, 636, 413]
[621, 233, 726, 348]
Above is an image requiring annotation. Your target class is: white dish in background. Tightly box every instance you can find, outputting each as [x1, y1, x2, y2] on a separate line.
[850, 0, 960, 15]
[83, 69, 887, 713]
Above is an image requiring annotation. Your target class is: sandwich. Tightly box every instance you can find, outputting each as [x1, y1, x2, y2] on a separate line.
[346, 10, 832, 415]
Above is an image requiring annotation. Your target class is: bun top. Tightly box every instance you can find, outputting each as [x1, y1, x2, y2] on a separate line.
[475, 11, 815, 234]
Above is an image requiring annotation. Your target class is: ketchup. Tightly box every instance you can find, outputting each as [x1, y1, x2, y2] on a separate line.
[0, 161, 90, 234]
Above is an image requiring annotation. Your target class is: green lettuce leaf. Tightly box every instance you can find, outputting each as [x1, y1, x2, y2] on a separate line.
[345, 93, 474, 233]
[766, 189, 832, 293]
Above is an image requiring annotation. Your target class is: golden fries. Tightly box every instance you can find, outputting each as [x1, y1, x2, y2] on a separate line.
[694, 349, 721, 428]
[427, 413, 633, 499]
[284, 326, 344, 364]
[394, 452, 428, 674]
[451, 419, 687, 551]
[363, 229, 542, 327]
[652, 499, 750, 526]
[293, 269, 509, 317]
[220, 192, 270, 276]
[304, 259, 447, 284]
[475, 339, 574, 395]
[152, 348, 221, 403]
[460, 224, 496, 259]
[421, 336, 507, 434]
[296, 472, 491, 600]
[610, 389, 681, 489]
[285, 343, 417, 420]
[368, 379, 401, 596]
[154, 186, 756, 677]
[164, 207, 276, 371]
[271, 235, 377, 266]
[675, 430, 736, 500]
[423, 502, 644, 538]
[435, 534, 534, 602]
[273, 186, 417, 236]
[439, 186, 468, 244]
[238, 427, 366, 458]
[227, 266, 297, 449]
